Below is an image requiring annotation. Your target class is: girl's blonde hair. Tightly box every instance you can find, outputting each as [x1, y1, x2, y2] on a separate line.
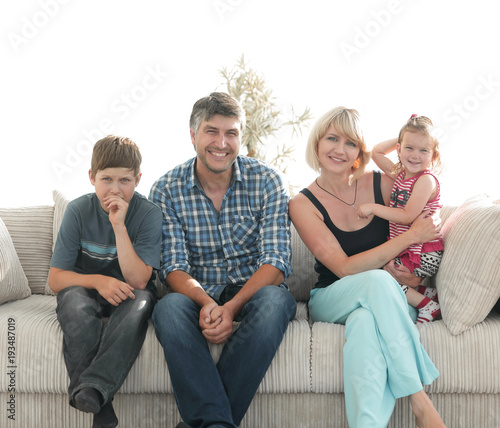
[305, 106, 370, 182]
[394, 115, 442, 175]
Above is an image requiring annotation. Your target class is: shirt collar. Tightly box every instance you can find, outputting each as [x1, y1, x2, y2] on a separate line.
[189, 156, 243, 191]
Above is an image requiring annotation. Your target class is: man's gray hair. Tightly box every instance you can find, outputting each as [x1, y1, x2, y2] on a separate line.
[189, 92, 246, 134]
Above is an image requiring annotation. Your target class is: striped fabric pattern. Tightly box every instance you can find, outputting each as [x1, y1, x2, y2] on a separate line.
[389, 170, 443, 265]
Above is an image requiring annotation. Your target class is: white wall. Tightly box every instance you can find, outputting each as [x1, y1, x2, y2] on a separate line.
[2, 0, 499, 207]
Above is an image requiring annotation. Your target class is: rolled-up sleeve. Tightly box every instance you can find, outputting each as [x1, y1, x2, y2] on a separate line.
[257, 169, 292, 280]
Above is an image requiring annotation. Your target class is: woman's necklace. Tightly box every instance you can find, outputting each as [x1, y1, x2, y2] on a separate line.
[315, 178, 359, 215]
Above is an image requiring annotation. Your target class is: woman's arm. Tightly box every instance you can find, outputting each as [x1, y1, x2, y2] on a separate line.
[289, 194, 440, 279]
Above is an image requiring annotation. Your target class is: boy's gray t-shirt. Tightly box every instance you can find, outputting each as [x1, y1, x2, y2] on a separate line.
[50, 192, 162, 283]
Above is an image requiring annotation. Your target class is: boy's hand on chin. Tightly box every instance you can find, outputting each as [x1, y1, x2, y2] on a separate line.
[104, 196, 128, 226]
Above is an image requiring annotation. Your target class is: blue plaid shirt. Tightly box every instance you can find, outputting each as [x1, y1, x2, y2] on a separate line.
[149, 156, 292, 299]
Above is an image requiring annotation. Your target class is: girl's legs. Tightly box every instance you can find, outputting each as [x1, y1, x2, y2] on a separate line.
[397, 254, 442, 323]
[309, 270, 440, 427]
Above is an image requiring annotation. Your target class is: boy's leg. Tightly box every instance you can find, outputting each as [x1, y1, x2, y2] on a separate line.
[75, 288, 156, 405]
[152, 293, 237, 428]
[217, 286, 297, 426]
[56, 286, 105, 406]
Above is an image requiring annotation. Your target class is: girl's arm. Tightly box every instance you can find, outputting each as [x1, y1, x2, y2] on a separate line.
[371, 138, 398, 178]
[358, 174, 438, 224]
[289, 193, 440, 279]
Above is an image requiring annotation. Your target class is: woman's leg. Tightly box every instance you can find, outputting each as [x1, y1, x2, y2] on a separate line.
[309, 270, 440, 426]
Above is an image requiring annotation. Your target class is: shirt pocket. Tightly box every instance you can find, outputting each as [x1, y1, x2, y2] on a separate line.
[231, 215, 260, 248]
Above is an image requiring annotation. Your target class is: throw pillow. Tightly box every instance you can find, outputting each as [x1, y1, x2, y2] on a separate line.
[45, 190, 72, 295]
[436, 195, 500, 335]
[52, 189, 71, 250]
[0, 205, 54, 294]
[0, 217, 31, 304]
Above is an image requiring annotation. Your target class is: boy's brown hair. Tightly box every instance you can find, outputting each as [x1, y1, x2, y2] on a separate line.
[90, 135, 142, 178]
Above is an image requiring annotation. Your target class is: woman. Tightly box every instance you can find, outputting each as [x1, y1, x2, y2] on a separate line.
[289, 107, 446, 428]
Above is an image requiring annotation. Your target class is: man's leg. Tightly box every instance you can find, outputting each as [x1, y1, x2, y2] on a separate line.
[217, 285, 297, 426]
[153, 293, 237, 428]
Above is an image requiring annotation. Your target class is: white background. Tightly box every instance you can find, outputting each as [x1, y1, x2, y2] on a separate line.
[2, 0, 499, 207]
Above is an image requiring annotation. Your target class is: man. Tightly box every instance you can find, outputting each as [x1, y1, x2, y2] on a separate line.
[149, 92, 296, 428]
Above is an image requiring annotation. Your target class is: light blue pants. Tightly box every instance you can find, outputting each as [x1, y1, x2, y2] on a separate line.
[308, 270, 439, 428]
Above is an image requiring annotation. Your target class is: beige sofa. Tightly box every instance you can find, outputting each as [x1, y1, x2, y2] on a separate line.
[1, 190, 500, 428]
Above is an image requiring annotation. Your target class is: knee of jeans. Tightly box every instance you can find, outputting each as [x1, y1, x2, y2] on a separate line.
[126, 289, 155, 315]
[152, 293, 199, 342]
[251, 286, 297, 322]
[153, 293, 192, 325]
[56, 286, 97, 314]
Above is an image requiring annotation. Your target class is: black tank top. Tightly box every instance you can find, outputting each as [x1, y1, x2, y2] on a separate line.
[300, 171, 389, 289]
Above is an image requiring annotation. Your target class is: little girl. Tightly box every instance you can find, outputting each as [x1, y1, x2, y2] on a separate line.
[358, 115, 443, 323]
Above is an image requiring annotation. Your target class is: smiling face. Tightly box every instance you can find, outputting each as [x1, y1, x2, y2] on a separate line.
[89, 167, 140, 212]
[397, 131, 435, 178]
[191, 114, 241, 178]
[317, 125, 361, 174]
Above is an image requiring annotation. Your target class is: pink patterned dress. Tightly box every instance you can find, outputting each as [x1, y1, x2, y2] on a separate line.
[389, 170, 444, 276]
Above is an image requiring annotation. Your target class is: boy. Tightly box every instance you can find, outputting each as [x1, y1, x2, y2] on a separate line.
[49, 135, 162, 428]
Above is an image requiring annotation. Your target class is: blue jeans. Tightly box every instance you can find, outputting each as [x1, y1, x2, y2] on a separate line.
[56, 285, 156, 407]
[153, 285, 296, 428]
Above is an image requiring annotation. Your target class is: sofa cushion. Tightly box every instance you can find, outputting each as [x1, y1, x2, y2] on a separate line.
[121, 301, 312, 394]
[0, 217, 31, 304]
[310, 313, 500, 394]
[436, 195, 500, 335]
[0, 206, 53, 294]
[419, 313, 500, 393]
[0, 296, 311, 395]
[288, 224, 316, 302]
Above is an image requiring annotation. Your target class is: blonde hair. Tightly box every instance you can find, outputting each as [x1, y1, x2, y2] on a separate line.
[305, 106, 370, 182]
[394, 115, 442, 175]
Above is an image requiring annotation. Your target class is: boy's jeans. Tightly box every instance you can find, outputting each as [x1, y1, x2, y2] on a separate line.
[152, 285, 297, 428]
[56, 285, 156, 407]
